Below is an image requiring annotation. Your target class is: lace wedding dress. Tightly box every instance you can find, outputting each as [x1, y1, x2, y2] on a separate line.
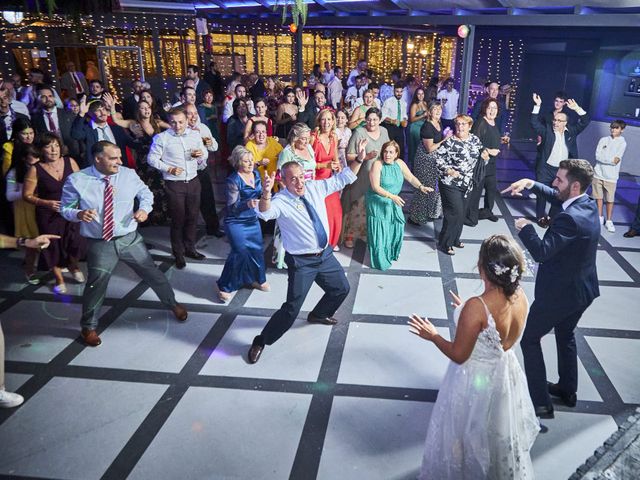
[419, 298, 540, 479]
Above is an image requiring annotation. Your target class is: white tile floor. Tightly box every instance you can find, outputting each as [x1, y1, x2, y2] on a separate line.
[0, 150, 639, 480]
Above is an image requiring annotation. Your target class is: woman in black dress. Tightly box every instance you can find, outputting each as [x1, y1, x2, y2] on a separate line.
[466, 98, 502, 224]
[409, 101, 452, 225]
[22, 133, 86, 293]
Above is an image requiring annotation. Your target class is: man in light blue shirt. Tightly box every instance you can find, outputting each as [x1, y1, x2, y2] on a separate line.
[61, 141, 188, 347]
[247, 142, 366, 364]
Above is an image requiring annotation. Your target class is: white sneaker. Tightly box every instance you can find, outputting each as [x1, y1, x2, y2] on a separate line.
[599, 216, 605, 225]
[605, 220, 615, 233]
[53, 284, 67, 294]
[72, 270, 85, 283]
[0, 389, 24, 408]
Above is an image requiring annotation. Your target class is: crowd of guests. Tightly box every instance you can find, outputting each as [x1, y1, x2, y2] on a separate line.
[1, 57, 640, 480]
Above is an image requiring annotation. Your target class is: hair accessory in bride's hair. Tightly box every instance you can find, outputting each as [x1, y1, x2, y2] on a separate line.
[490, 262, 519, 284]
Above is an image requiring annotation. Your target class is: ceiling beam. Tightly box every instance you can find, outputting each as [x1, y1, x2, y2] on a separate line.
[386, 0, 411, 10]
[311, 0, 340, 13]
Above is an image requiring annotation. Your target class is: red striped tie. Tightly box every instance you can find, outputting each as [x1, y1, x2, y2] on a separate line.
[102, 177, 114, 241]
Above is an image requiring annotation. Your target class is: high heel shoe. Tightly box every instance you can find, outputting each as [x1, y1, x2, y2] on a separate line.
[218, 290, 232, 303]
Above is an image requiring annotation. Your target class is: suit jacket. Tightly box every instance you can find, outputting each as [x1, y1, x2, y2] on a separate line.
[122, 94, 139, 120]
[59, 71, 89, 99]
[298, 100, 320, 130]
[70, 115, 139, 168]
[519, 182, 600, 308]
[531, 111, 589, 170]
[32, 108, 81, 160]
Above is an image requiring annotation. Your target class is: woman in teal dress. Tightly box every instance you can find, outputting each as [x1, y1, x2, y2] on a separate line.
[366, 140, 433, 271]
[408, 87, 429, 166]
[198, 89, 220, 144]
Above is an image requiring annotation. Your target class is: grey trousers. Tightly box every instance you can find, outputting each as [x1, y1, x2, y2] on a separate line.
[81, 231, 177, 330]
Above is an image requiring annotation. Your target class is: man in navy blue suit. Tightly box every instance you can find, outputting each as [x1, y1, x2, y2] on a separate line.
[503, 159, 600, 418]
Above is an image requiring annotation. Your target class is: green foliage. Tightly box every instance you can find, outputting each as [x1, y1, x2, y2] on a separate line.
[272, 0, 308, 27]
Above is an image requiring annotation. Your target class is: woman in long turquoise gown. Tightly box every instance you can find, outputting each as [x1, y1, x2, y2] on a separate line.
[408, 87, 429, 166]
[366, 140, 433, 270]
[217, 146, 268, 302]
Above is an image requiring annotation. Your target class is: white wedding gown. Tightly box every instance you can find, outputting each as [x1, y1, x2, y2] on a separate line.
[419, 298, 540, 480]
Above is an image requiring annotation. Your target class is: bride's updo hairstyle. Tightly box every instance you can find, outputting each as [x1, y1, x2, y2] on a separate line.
[478, 234, 525, 299]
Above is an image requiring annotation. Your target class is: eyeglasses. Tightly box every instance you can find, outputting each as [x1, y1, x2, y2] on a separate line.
[552, 119, 567, 123]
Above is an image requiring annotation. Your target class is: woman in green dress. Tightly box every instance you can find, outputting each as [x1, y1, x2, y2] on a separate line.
[366, 140, 433, 271]
[408, 87, 429, 166]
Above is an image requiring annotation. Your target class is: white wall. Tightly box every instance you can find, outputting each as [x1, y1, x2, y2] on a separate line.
[578, 121, 640, 176]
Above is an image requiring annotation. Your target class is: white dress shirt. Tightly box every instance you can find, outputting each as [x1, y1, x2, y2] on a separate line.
[91, 120, 116, 144]
[327, 77, 344, 109]
[147, 128, 207, 181]
[257, 168, 356, 254]
[189, 122, 219, 154]
[42, 108, 60, 133]
[437, 88, 460, 120]
[381, 96, 408, 123]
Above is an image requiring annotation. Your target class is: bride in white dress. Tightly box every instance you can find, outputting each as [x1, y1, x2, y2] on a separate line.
[409, 234, 540, 479]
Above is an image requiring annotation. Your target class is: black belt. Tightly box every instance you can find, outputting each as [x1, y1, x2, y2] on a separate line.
[296, 251, 324, 257]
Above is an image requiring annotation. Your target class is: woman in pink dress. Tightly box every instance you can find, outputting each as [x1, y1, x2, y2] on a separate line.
[311, 109, 342, 249]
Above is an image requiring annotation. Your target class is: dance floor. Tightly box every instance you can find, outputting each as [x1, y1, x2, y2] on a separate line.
[1, 141, 639, 480]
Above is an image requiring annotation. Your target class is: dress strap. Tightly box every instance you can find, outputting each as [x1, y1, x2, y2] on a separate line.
[476, 296, 495, 327]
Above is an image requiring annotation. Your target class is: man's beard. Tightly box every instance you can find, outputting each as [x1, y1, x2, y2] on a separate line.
[555, 184, 570, 202]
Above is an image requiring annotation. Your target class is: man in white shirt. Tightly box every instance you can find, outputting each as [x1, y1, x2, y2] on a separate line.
[436, 78, 460, 131]
[222, 83, 255, 123]
[184, 103, 223, 237]
[381, 84, 408, 160]
[322, 61, 334, 84]
[147, 107, 208, 268]
[344, 75, 367, 112]
[530, 93, 590, 226]
[326, 67, 344, 110]
[347, 59, 367, 87]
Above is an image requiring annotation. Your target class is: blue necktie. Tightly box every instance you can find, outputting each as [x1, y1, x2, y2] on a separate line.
[300, 195, 327, 249]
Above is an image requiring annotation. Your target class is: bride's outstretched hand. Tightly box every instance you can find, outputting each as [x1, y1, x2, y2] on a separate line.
[409, 314, 438, 341]
[449, 290, 463, 308]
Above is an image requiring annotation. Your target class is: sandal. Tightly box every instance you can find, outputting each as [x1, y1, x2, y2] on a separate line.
[218, 290, 232, 302]
[344, 235, 354, 249]
[454, 242, 465, 248]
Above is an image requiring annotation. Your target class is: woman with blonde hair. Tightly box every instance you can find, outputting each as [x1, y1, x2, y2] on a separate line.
[311, 109, 341, 249]
[217, 145, 269, 302]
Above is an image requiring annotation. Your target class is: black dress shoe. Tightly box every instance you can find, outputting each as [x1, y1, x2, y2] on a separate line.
[208, 229, 225, 238]
[463, 220, 477, 227]
[534, 405, 554, 419]
[175, 256, 186, 269]
[547, 382, 577, 407]
[307, 313, 338, 325]
[487, 214, 499, 222]
[477, 208, 491, 220]
[623, 229, 638, 238]
[248, 337, 264, 364]
[185, 250, 206, 260]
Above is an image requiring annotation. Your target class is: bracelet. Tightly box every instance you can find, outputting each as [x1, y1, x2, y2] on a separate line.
[17, 237, 27, 248]
[261, 195, 271, 200]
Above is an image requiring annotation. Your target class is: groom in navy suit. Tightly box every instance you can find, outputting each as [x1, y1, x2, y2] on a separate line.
[503, 159, 600, 418]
